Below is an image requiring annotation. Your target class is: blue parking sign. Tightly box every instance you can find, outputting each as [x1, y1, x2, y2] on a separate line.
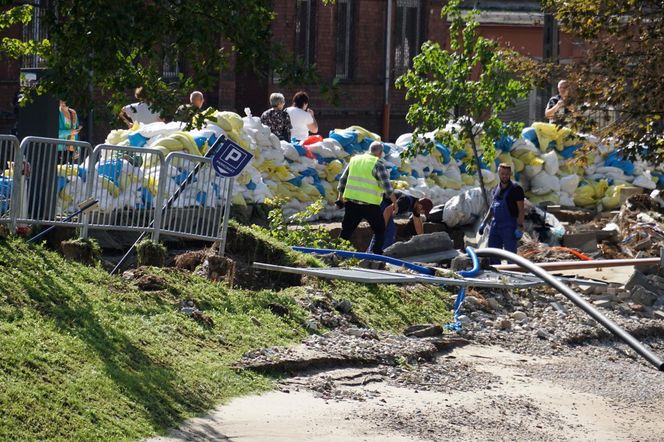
[212, 138, 253, 177]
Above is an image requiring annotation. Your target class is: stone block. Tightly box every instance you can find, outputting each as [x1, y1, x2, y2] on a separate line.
[562, 231, 598, 254]
[631, 286, 658, 307]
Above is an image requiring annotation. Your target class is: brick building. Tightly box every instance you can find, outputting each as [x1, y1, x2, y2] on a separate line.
[0, 1, 580, 142]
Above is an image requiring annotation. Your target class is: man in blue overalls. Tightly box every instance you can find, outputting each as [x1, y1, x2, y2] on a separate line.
[479, 163, 525, 264]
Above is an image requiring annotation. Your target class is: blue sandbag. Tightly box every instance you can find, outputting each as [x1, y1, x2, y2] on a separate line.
[521, 127, 540, 148]
[494, 135, 515, 152]
[604, 151, 635, 175]
[194, 136, 207, 149]
[389, 168, 401, 180]
[140, 187, 153, 209]
[300, 167, 318, 177]
[314, 182, 326, 196]
[560, 144, 581, 159]
[293, 143, 307, 156]
[173, 170, 196, 186]
[454, 150, 467, 161]
[287, 176, 304, 186]
[434, 143, 451, 164]
[57, 176, 67, 193]
[246, 180, 257, 190]
[96, 160, 123, 186]
[411, 170, 419, 178]
[127, 132, 148, 147]
[328, 130, 357, 148]
[196, 191, 207, 206]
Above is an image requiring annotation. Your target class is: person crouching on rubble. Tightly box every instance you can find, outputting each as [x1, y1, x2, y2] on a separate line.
[336, 141, 398, 255]
[479, 163, 525, 263]
[368, 192, 433, 252]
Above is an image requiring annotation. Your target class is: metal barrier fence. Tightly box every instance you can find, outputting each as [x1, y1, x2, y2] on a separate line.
[158, 152, 230, 242]
[82, 144, 166, 238]
[14, 136, 93, 228]
[0, 135, 19, 229]
[1, 135, 233, 246]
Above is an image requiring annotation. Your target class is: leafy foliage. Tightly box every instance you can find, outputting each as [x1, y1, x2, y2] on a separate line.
[260, 198, 354, 250]
[541, 0, 664, 162]
[395, 0, 532, 208]
[0, 1, 338, 125]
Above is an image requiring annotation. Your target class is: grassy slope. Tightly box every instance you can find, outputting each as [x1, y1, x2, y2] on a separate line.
[0, 237, 451, 441]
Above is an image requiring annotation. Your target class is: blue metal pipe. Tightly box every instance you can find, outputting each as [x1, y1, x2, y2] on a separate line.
[291, 246, 435, 275]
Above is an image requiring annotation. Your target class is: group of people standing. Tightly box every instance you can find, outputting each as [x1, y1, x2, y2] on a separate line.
[260, 91, 318, 142]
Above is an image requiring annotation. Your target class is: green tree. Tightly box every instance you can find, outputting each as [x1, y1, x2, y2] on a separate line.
[395, 0, 532, 209]
[541, 0, 664, 163]
[0, 1, 336, 125]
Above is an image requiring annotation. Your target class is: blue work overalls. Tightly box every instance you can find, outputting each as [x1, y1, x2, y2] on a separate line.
[488, 183, 518, 263]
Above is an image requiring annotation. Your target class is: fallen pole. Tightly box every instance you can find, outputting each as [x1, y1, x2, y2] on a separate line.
[476, 247, 664, 371]
[494, 257, 660, 272]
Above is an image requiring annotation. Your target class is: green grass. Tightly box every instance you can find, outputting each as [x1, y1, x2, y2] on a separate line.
[0, 236, 452, 441]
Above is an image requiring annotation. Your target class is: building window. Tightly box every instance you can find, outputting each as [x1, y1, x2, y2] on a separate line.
[22, 1, 51, 68]
[335, 0, 353, 79]
[295, 0, 316, 65]
[394, 0, 422, 75]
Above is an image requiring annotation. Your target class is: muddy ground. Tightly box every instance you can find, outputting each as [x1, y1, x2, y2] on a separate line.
[149, 268, 664, 442]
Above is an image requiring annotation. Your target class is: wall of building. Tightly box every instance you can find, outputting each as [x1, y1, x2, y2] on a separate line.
[0, 1, 581, 142]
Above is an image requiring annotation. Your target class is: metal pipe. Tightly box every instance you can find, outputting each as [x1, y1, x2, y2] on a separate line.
[495, 257, 660, 272]
[476, 247, 664, 371]
[291, 246, 435, 275]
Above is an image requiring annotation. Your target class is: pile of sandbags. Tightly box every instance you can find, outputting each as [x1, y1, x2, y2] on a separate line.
[88, 112, 663, 221]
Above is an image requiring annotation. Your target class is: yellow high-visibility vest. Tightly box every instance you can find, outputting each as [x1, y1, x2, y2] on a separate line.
[343, 154, 383, 205]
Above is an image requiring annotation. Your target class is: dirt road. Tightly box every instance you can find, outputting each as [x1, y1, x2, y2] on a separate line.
[149, 341, 664, 442]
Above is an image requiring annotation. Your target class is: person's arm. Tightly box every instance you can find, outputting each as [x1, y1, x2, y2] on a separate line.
[412, 215, 424, 235]
[337, 164, 350, 201]
[516, 199, 525, 227]
[119, 106, 133, 128]
[374, 162, 397, 207]
[544, 98, 564, 120]
[306, 108, 318, 134]
[383, 203, 395, 226]
[284, 112, 292, 141]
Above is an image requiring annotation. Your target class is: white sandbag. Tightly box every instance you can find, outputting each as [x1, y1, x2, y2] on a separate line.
[542, 151, 559, 175]
[281, 141, 299, 161]
[511, 138, 539, 154]
[269, 133, 281, 150]
[633, 172, 657, 189]
[523, 163, 543, 178]
[395, 133, 413, 147]
[559, 192, 575, 207]
[559, 174, 580, 195]
[442, 187, 486, 227]
[530, 171, 561, 195]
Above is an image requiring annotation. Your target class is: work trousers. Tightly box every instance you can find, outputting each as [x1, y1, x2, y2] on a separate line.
[340, 201, 385, 254]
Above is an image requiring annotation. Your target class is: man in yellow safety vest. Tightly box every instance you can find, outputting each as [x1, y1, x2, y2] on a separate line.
[336, 141, 397, 254]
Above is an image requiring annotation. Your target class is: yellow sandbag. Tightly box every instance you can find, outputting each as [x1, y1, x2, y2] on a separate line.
[461, 174, 476, 186]
[227, 129, 249, 149]
[511, 156, 524, 173]
[497, 152, 514, 169]
[532, 122, 574, 151]
[392, 180, 410, 190]
[218, 111, 244, 132]
[57, 164, 79, 177]
[232, 192, 247, 206]
[601, 184, 626, 210]
[346, 125, 381, 142]
[526, 191, 560, 205]
[435, 175, 462, 190]
[99, 176, 120, 198]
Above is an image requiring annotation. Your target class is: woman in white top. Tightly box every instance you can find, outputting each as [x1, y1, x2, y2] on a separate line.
[285, 91, 318, 141]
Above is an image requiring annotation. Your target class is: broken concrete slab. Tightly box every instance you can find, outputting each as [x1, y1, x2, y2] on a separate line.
[631, 286, 659, 307]
[625, 270, 662, 295]
[384, 231, 454, 259]
[562, 231, 598, 254]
